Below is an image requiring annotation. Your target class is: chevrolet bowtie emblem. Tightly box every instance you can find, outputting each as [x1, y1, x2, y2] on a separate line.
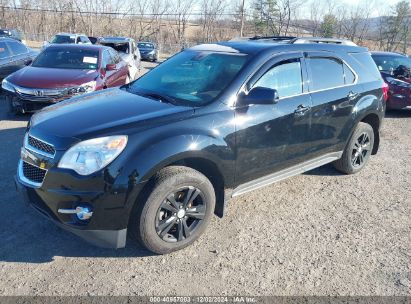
[40, 162, 46, 169]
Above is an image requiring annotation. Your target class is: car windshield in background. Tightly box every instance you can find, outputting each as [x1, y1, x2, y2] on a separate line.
[372, 55, 411, 72]
[32, 48, 99, 70]
[138, 43, 154, 49]
[124, 50, 248, 106]
[101, 42, 129, 53]
[51, 35, 76, 44]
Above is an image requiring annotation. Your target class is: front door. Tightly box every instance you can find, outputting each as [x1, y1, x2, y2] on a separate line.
[235, 52, 313, 185]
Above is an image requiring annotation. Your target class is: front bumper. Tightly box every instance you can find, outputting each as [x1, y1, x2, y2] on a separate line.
[5, 93, 55, 113]
[14, 159, 128, 249]
[140, 53, 156, 60]
[387, 94, 411, 110]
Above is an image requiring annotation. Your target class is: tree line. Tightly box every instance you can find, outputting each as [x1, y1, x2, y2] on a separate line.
[0, 0, 410, 54]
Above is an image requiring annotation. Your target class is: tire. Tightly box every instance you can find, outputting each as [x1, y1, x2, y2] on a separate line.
[334, 122, 374, 174]
[130, 166, 216, 254]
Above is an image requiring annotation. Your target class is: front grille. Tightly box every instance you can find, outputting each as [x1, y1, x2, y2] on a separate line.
[22, 161, 47, 184]
[28, 135, 55, 155]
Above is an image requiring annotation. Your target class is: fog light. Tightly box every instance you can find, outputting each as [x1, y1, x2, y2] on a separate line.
[58, 205, 93, 220]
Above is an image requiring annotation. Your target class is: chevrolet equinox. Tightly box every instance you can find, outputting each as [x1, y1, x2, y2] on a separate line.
[15, 37, 386, 254]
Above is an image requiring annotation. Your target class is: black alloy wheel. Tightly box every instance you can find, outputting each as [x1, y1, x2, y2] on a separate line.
[155, 186, 206, 243]
[351, 132, 371, 168]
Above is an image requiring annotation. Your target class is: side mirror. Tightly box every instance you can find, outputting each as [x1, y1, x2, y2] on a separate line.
[237, 87, 279, 106]
[106, 63, 117, 71]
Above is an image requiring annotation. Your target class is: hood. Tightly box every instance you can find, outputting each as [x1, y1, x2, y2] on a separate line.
[29, 88, 193, 149]
[8, 66, 99, 89]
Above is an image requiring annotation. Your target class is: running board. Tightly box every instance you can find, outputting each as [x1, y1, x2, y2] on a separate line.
[232, 151, 343, 197]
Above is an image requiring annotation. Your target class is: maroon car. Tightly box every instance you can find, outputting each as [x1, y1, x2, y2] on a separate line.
[371, 51, 411, 110]
[2, 44, 130, 113]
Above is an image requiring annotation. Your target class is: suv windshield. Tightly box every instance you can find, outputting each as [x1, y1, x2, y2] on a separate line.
[32, 48, 99, 70]
[124, 50, 248, 105]
[372, 55, 411, 72]
[138, 43, 154, 49]
[51, 35, 76, 44]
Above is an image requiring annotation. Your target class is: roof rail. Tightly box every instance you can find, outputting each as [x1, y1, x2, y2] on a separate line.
[291, 37, 357, 46]
[249, 35, 297, 41]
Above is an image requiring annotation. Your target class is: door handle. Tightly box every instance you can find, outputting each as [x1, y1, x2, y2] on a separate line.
[294, 104, 310, 115]
[347, 91, 359, 101]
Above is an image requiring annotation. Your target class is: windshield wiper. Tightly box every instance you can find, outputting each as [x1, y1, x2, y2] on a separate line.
[138, 92, 178, 104]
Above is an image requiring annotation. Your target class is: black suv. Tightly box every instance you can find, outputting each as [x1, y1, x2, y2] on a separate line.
[15, 37, 386, 254]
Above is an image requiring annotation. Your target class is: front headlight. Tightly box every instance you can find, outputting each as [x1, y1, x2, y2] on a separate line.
[67, 80, 97, 95]
[148, 50, 155, 55]
[1, 78, 15, 93]
[58, 136, 128, 175]
[80, 80, 97, 93]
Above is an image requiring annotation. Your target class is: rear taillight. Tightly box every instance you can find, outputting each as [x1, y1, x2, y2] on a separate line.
[382, 82, 389, 102]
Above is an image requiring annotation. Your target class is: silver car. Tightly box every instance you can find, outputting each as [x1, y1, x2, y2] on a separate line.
[99, 37, 141, 82]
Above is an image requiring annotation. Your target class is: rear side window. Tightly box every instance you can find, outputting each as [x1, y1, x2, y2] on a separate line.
[7, 41, 28, 55]
[0, 42, 11, 59]
[254, 59, 303, 98]
[307, 57, 345, 91]
[350, 52, 382, 82]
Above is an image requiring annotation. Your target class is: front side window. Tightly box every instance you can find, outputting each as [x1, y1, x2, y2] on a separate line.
[124, 50, 248, 106]
[7, 41, 28, 55]
[307, 57, 345, 91]
[0, 42, 11, 59]
[253, 59, 303, 98]
[32, 48, 99, 70]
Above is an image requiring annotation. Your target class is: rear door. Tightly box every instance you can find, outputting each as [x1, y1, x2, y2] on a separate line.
[305, 52, 360, 156]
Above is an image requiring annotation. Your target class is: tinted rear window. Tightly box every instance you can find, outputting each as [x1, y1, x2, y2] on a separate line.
[51, 35, 76, 44]
[350, 52, 382, 82]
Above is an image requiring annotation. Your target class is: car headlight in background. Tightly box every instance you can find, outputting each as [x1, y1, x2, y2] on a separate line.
[1, 78, 15, 93]
[67, 80, 97, 95]
[58, 136, 128, 175]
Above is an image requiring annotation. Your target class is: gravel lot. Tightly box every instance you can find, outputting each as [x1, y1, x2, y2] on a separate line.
[0, 61, 410, 296]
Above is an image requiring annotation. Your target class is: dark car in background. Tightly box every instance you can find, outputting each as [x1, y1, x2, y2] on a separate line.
[137, 41, 158, 62]
[0, 29, 23, 42]
[371, 51, 411, 110]
[0, 37, 37, 82]
[2, 44, 129, 113]
[15, 37, 386, 254]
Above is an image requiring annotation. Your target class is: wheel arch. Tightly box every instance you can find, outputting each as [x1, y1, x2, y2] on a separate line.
[360, 112, 381, 155]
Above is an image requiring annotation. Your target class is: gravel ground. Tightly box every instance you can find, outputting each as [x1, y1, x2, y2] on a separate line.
[0, 61, 410, 296]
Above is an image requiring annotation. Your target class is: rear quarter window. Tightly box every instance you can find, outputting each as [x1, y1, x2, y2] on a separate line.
[350, 52, 382, 83]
